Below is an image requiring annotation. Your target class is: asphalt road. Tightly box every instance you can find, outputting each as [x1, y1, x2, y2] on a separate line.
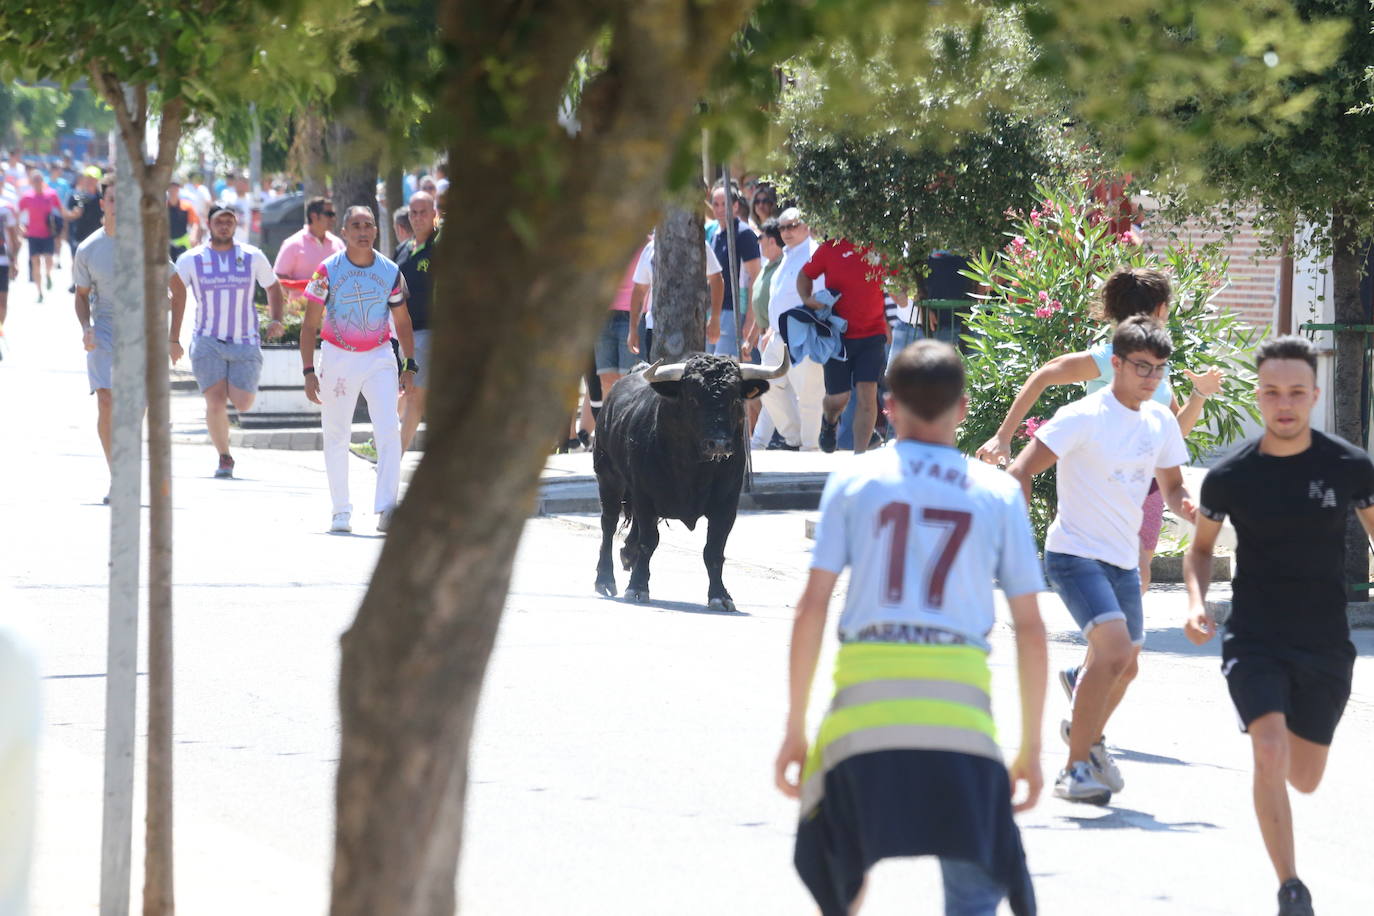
[3, 259, 1373, 915]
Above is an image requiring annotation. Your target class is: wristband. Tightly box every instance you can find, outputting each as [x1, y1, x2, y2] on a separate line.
[303, 366, 315, 376]
[403, 358, 419, 374]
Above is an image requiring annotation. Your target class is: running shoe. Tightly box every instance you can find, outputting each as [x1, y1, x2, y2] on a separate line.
[214, 454, 234, 479]
[1053, 761, 1112, 805]
[1059, 720, 1125, 793]
[819, 416, 838, 453]
[330, 512, 352, 533]
[1277, 878, 1314, 916]
[1058, 664, 1080, 702]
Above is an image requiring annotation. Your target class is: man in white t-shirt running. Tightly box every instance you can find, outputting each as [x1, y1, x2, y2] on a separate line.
[1009, 316, 1195, 804]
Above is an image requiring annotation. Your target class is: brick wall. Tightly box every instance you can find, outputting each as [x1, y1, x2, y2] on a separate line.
[1144, 215, 1282, 331]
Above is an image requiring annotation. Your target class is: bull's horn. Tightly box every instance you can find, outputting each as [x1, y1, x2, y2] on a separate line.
[740, 345, 790, 381]
[643, 359, 687, 383]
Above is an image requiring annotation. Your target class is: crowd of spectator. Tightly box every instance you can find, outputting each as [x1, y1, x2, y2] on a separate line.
[563, 173, 979, 456]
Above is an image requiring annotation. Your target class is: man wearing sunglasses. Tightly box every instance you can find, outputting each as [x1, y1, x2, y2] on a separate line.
[273, 196, 345, 282]
[1009, 316, 1195, 805]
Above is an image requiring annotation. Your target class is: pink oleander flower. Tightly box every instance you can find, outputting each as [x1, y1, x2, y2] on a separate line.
[1050, 299, 1063, 311]
[1029, 210, 1042, 227]
[1035, 306, 1053, 319]
[1024, 416, 1045, 436]
[1037, 290, 1049, 302]
[1011, 235, 1026, 251]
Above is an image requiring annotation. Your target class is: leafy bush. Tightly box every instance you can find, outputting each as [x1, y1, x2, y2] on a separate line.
[958, 182, 1262, 542]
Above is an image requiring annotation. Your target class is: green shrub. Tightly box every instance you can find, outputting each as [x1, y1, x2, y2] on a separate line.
[958, 182, 1262, 542]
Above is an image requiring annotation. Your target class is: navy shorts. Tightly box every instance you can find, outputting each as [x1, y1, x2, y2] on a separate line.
[26, 236, 54, 256]
[1222, 637, 1354, 746]
[824, 333, 887, 395]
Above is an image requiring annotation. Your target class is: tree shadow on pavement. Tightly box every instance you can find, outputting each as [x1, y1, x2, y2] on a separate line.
[1035, 806, 1219, 832]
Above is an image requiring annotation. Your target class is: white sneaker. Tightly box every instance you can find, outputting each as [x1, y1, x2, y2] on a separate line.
[1059, 720, 1124, 793]
[330, 512, 352, 533]
[1053, 761, 1112, 805]
[377, 508, 393, 533]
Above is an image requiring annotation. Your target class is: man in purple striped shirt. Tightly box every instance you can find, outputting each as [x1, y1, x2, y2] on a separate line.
[169, 205, 285, 478]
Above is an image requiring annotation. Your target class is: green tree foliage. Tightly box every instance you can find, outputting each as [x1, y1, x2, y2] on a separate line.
[781, 15, 1087, 279]
[960, 183, 1262, 540]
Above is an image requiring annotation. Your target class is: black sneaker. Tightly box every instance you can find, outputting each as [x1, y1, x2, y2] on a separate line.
[214, 454, 235, 479]
[1277, 878, 1313, 916]
[819, 416, 838, 453]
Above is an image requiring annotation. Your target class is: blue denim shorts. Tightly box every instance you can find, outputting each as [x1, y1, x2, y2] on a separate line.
[1044, 550, 1145, 646]
[594, 311, 636, 374]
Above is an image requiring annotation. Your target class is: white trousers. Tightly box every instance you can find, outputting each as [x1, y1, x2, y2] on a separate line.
[758, 333, 826, 449]
[320, 342, 401, 516]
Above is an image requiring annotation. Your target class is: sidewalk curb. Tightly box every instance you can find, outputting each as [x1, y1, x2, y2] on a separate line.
[535, 472, 827, 516]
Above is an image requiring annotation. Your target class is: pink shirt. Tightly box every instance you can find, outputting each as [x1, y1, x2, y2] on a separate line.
[609, 247, 644, 312]
[18, 189, 61, 239]
[272, 226, 345, 281]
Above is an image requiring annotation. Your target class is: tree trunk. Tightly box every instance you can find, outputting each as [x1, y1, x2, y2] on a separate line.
[328, 2, 758, 913]
[95, 73, 183, 916]
[650, 206, 707, 361]
[384, 163, 406, 255]
[330, 82, 381, 231]
[331, 120, 380, 228]
[290, 109, 329, 201]
[1330, 204, 1370, 594]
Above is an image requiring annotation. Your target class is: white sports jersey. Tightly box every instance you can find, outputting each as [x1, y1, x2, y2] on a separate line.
[811, 440, 1044, 649]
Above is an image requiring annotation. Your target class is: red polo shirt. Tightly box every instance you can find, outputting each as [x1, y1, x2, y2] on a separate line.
[801, 238, 891, 338]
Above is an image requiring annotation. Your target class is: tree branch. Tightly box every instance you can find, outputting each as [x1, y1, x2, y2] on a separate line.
[89, 63, 148, 183]
[150, 95, 186, 186]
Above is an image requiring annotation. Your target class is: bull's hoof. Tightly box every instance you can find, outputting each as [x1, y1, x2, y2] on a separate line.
[707, 596, 737, 613]
[624, 587, 651, 603]
[595, 579, 618, 597]
[619, 547, 638, 572]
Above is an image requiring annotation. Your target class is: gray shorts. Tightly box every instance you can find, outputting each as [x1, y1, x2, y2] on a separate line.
[411, 329, 431, 389]
[87, 313, 114, 392]
[190, 335, 263, 393]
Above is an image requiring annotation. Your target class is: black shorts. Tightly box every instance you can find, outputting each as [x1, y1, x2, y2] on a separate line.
[26, 236, 54, 256]
[824, 334, 887, 395]
[1222, 637, 1354, 746]
[0, 268, 7, 293]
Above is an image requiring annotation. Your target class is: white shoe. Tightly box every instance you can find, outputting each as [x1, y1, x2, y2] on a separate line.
[1053, 761, 1112, 805]
[1060, 719, 1125, 793]
[377, 508, 393, 533]
[330, 512, 352, 533]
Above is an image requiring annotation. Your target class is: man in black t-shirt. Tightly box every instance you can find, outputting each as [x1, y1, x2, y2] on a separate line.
[396, 191, 438, 452]
[1184, 335, 1374, 916]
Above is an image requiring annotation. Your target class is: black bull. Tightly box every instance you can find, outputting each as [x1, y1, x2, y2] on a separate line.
[593, 352, 789, 611]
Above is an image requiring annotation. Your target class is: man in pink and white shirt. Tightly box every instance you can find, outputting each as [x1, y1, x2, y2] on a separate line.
[301, 205, 417, 534]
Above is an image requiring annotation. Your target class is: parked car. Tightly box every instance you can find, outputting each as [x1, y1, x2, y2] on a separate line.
[258, 191, 305, 266]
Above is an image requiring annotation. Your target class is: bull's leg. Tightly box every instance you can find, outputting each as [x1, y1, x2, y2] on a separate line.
[620, 515, 641, 572]
[595, 475, 623, 597]
[624, 515, 658, 604]
[703, 507, 738, 612]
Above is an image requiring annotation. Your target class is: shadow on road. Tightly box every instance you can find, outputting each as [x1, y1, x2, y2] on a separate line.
[1035, 806, 1219, 832]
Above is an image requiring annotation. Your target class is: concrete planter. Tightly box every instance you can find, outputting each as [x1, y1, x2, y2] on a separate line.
[238, 343, 320, 428]
[1149, 553, 1231, 583]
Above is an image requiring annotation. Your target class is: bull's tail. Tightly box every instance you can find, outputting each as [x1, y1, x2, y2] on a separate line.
[739, 399, 754, 493]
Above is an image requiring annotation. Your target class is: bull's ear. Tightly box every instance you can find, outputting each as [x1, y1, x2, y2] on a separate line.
[649, 381, 683, 399]
[740, 380, 769, 400]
